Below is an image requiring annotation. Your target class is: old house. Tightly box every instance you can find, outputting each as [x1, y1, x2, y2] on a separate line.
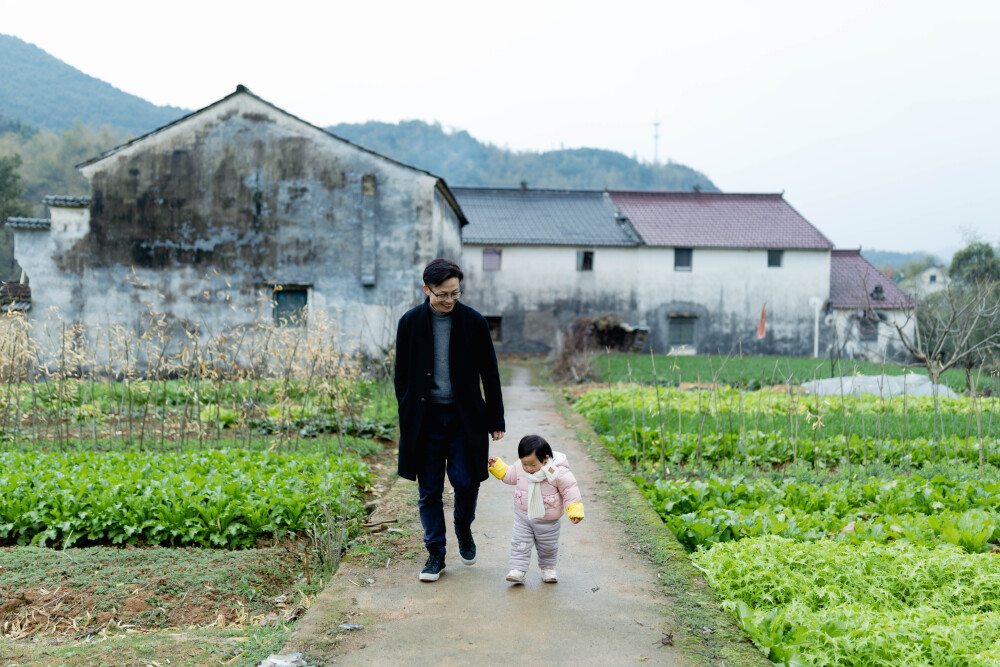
[828, 249, 916, 362]
[6, 86, 466, 356]
[457, 187, 642, 351]
[608, 190, 835, 356]
[900, 265, 949, 297]
[459, 188, 842, 357]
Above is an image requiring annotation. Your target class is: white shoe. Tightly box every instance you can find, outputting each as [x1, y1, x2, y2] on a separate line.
[505, 569, 526, 584]
[541, 568, 558, 583]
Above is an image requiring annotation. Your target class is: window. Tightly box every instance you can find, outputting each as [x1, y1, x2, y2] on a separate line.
[668, 316, 696, 346]
[929, 274, 937, 283]
[767, 249, 784, 267]
[273, 286, 308, 326]
[483, 249, 501, 271]
[674, 248, 692, 271]
[576, 250, 594, 271]
[859, 317, 879, 343]
[485, 316, 502, 342]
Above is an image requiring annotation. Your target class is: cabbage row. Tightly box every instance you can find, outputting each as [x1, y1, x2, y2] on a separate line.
[647, 474, 1000, 553]
[694, 537, 1000, 666]
[0, 449, 372, 548]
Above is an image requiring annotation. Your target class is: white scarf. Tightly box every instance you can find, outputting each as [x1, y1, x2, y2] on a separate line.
[525, 457, 560, 519]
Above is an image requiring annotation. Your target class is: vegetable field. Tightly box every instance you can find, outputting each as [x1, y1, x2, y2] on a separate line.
[573, 373, 1000, 665]
[2, 449, 372, 549]
[0, 309, 393, 646]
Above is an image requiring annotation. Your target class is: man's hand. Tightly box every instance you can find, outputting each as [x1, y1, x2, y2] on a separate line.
[570, 517, 583, 524]
[488, 456, 498, 466]
[491, 431, 505, 441]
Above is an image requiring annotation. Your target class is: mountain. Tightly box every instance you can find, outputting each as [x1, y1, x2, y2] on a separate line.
[327, 120, 717, 191]
[0, 31, 715, 192]
[861, 249, 945, 273]
[0, 34, 187, 135]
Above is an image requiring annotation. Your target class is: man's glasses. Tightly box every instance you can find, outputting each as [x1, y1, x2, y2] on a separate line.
[429, 289, 462, 301]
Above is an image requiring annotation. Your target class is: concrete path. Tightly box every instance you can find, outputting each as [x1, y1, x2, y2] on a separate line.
[288, 366, 685, 665]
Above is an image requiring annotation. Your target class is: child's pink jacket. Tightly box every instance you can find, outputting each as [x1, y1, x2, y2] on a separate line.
[488, 451, 584, 521]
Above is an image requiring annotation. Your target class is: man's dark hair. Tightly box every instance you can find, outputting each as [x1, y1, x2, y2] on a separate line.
[518, 435, 554, 462]
[423, 259, 464, 287]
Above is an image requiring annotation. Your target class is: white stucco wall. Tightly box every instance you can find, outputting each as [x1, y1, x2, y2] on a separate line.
[462, 243, 832, 355]
[830, 308, 916, 363]
[463, 244, 639, 314]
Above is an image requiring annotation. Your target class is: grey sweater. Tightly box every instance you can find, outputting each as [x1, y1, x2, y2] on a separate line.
[429, 305, 454, 404]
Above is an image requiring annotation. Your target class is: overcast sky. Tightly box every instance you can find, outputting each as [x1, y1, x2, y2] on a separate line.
[5, 0, 998, 256]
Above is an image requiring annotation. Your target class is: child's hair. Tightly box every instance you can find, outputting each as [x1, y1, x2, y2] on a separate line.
[518, 435, 553, 462]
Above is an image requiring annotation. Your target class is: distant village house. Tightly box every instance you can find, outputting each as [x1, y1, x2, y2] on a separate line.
[458, 187, 914, 360]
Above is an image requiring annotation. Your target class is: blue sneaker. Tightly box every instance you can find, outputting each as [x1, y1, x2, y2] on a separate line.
[456, 526, 476, 565]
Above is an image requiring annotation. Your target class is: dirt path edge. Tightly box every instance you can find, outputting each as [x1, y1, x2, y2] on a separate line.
[280, 471, 420, 661]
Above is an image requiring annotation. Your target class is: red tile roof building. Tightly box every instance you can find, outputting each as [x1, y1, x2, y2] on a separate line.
[829, 249, 915, 310]
[607, 191, 833, 249]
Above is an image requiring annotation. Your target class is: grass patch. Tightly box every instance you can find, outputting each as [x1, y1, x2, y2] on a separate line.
[597, 353, 983, 394]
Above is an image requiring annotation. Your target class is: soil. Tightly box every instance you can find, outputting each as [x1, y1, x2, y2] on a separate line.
[0, 437, 399, 644]
[0, 542, 313, 639]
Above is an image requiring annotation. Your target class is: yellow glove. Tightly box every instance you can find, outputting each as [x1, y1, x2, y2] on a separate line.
[566, 502, 584, 522]
[488, 457, 508, 479]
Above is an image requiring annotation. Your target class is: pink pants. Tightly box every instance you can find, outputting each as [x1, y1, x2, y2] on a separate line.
[509, 511, 561, 570]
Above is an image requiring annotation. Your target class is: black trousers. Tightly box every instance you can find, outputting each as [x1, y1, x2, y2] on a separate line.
[415, 403, 480, 555]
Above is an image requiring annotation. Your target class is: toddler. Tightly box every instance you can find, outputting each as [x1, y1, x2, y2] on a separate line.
[488, 434, 584, 584]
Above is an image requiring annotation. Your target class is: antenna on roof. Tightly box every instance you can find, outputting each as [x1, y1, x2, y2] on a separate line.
[653, 121, 660, 165]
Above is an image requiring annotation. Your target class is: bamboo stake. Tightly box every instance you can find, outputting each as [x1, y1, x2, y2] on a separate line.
[607, 347, 617, 442]
[649, 347, 666, 471]
[627, 360, 639, 472]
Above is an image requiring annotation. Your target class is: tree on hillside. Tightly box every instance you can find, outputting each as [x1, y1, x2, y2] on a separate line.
[950, 241, 1000, 284]
[0, 154, 31, 282]
[328, 120, 718, 191]
[0, 121, 125, 216]
[0, 154, 32, 220]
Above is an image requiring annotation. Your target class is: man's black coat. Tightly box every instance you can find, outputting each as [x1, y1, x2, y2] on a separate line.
[394, 299, 505, 482]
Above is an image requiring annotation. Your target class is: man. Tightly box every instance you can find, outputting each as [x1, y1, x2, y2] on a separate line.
[394, 258, 505, 582]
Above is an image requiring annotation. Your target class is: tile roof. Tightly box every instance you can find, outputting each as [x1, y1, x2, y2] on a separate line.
[0, 283, 30, 299]
[453, 187, 640, 246]
[607, 191, 833, 249]
[830, 249, 915, 309]
[1, 302, 31, 312]
[5, 217, 51, 230]
[43, 195, 91, 207]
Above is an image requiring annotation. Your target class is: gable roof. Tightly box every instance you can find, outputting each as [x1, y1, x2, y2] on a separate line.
[830, 249, 915, 310]
[5, 217, 51, 230]
[75, 85, 467, 226]
[607, 191, 833, 249]
[453, 187, 640, 246]
[43, 195, 91, 208]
